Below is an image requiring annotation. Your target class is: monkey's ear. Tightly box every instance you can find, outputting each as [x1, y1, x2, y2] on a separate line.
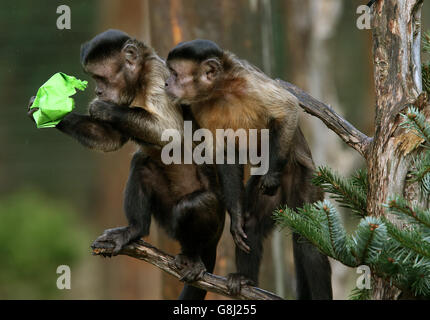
[123, 43, 141, 67]
[200, 58, 222, 82]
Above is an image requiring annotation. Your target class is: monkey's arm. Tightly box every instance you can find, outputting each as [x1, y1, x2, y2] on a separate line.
[56, 113, 129, 152]
[217, 163, 250, 253]
[260, 112, 298, 195]
[259, 119, 291, 195]
[89, 100, 164, 145]
[27, 97, 128, 152]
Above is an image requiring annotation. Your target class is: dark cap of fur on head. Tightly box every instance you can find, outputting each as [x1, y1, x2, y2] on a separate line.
[167, 39, 223, 63]
[80, 29, 131, 66]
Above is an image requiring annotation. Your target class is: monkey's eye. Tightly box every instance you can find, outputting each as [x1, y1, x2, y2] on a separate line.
[93, 75, 107, 83]
[169, 68, 178, 78]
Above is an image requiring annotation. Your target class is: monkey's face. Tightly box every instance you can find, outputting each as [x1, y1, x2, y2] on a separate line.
[166, 59, 221, 104]
[85, 52, 141, 107]
[165, 59, 199, 104]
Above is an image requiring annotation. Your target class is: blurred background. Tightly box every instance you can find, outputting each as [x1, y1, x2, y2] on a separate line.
[0, 0, 429, 300]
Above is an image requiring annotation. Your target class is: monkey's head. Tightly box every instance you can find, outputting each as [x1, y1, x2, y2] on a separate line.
[81, 29, 150, 107]
[165, 39, 224, 104]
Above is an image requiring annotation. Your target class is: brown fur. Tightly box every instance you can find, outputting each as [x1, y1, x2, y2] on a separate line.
[191, 51, 301, 177]
[117, 40, 205, 197]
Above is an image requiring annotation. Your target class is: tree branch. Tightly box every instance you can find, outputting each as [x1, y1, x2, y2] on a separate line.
[278, 80, 372, 158]
[92, 239, 283, 300]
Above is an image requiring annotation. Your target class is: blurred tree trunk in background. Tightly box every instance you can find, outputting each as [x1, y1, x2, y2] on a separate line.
[260, 0, 292, 299]
[91, 0, 163, 299]
[285, 0, 360, 299]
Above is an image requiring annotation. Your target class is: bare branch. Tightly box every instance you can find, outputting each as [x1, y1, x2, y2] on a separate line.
[278, 80, 372, 158]
[92, 239, 283, 300]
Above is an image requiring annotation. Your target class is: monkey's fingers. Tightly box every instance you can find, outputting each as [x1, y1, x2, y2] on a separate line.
[28, 96, 36, 110]
[227, 273, 255, 296]
[178, 264, 206, 283]
[27, 108, 39, 123]
[226, 273, 243, 296]
[232, 222, 250, 252]
[234, 233, 250, 253]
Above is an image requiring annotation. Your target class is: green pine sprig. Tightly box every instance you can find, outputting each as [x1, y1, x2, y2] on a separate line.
[352, 217, 386, 264]
[349, 287, 372, 300]
[312, 166, 368, 218]
[410, 153, 430, 196]
[423, 64, 430, 95]
[423, 31, 430, 54]
[385, 197, 430, 231]
[400, 106, 430, 145]
[317, 201, 357, 266]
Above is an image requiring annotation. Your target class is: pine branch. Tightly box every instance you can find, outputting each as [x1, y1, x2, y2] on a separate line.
[318, 201, 357, 266]
[313, 167, 368, 218]
[383, 220, 430, 258]
[349, 287, 372, 300]
[400, 106, 430, 145]
[274, 205, 334, 257]
[92, 239, 283, 300]
[423, 31, 430, 54]
[352, 217, 386, 264]
[410, 153, 430, 196]
[274, 200, 430, 297]
[423, 64, 430, 95]
[350, 169, 369, 195]
[386, 197, 430, 230]
[375, 240, 430, 297]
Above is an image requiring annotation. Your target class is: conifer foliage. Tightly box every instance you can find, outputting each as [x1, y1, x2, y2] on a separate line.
[274, 33, 430, 299]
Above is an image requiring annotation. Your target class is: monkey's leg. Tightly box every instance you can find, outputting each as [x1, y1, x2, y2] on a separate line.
[226, 217, 263, 296]
[173, 190, 224, 300]
[283, 161, 333, 300]
[293, 233, 333, 300]
[227, 175, 278, 296]
[91, 153, 152, 256]
[177, 243, 219, 300]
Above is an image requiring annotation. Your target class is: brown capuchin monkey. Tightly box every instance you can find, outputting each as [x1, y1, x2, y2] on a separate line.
[165, 39, 332, 299]
[27, 30, 225, 300]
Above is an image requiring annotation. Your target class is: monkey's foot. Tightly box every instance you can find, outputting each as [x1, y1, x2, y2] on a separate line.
[174, 254, 206, 283]
[91, 226, 132, 257]
[226, 273, 256, 296]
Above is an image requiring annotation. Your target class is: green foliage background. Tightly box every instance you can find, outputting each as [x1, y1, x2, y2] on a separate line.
[0, 190, 91, 299]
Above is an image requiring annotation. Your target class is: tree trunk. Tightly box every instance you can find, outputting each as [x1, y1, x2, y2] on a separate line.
[282, 0, 425, 300]
[367, 0, 424, 300]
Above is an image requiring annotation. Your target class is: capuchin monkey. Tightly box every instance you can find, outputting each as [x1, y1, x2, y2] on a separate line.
[165, 39, 332, 299]
[27, 30, 225, 300]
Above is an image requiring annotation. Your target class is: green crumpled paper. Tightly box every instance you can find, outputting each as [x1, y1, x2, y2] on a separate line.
[30, 72, 88, 128]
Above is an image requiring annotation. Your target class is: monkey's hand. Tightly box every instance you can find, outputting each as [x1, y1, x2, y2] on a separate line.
[226, 273, 256, 296]
[174, 254, 206, 282]
[91, 226, 138, 257]
[230, 214, 250, 253]
[260, 172, 281, 196]
[89, 99, 118, 122]
[27, 96, 38, 123]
